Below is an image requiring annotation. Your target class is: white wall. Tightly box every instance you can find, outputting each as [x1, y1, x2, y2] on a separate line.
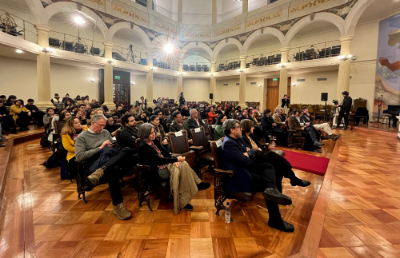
[0, 56, 99, 102]
[215, 77, 264, 103]
[290, 71, 338, 104]
[183, 78, 209, 101]
[154, 76, 177, 100]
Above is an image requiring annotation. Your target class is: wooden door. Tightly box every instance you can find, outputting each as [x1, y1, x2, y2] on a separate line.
[267, 87, 279, 111]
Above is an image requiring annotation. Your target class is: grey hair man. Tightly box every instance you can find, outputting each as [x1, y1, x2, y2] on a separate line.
[186, 108, 208, 136]
[75, 114, 133, 220]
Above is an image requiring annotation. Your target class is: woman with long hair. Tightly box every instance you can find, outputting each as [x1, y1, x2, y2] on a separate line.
[138, 124, 210, 214]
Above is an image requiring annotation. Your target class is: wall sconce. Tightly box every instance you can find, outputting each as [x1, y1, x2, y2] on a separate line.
[258, 84, 262, 87]
[90, 78, 95, 82]
[131, 82, 135, 85]
[278, 63, 287, 68]
[149, 66, 157, 71]
[39, 47, 54, 53]
[338, 55, 352, 61]
[209, 73, 214, 76]
[292, 83, 296, 87]
[106, 58, 115, 64]
[179, 72, 185, 76]
[237, 69, 244, 73]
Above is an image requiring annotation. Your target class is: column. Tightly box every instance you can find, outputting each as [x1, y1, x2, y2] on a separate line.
[337, 35, 353, 100]
[239, 55, 247, 107]
[146, 55, 154, 107]
[103, 42, 114, 110]
[242, 0, 248, 14]
[212, 0, 217, 25]
[210, 62, 216, 104]
[35, 25, 52, 110]
[177, 60, 183, 101]
[178, 0, 183, 23]
[147, 0, 153, 10]
[278, 47, 289, 102]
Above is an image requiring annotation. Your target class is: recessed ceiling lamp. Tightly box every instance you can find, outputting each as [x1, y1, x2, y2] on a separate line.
[74, 16, 85, 25]
[16, 49, 23, 53]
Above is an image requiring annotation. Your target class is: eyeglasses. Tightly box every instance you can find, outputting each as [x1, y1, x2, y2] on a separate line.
[95, 122, 106, 127]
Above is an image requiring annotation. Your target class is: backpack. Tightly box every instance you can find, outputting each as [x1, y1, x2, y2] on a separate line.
[42, 150, 62, 168]
[40, 133, 49, 148]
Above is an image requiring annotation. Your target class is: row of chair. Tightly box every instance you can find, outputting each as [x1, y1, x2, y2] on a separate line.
[183, 64, 210, 72]
[292, 45, 341, 62]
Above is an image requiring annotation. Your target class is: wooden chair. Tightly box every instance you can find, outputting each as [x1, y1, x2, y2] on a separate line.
[285, 121, 305, 149]
[208, 124, 215, 140]
[210, 140, 256, 216]
[189, 127, 214, 170]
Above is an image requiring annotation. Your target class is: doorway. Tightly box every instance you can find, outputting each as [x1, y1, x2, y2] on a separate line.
[99, 70, 131, 106]
[266, 77, 291, 111]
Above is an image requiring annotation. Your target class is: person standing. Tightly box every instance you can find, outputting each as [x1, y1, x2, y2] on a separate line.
[179, 92, 185, 106]
[281, 94, 290, 108]
[335, 91, 352, 130]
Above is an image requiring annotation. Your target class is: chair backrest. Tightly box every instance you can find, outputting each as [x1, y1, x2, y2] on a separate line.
[168, 130, 190, 153]
[208, 124, 214, 140]
[210, 139, 224, 169]
[115, 128, 121, 143]
[190, 127, 208, 150]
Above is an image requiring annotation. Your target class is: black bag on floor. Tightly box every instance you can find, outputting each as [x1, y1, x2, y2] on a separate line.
[40, 133, 49, 148]
[42, 150, 61, 168]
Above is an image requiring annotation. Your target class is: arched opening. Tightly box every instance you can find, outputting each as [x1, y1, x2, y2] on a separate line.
[214, 44, 241, 71]
[111, 28, 149, 64]
[47, 11, 106, 56]
[246, 34, 282, 66]
[183, 48, 211, 72]
[288, 21, 342, 62]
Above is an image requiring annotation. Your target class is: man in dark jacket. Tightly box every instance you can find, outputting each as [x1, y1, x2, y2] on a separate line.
[220, 119, 294, 232]
[25, 98, 45, 126]
[187, 108, 209, 137]
[281, 94, 290, 108]
[336, 91, 352, 130]
[118, 115, 138, 149]
[239, 109, 255, 122]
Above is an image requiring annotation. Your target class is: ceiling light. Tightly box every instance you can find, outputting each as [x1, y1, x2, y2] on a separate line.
[149, 66, 157, 71]
[237, 69, 244, 73]
[179, 72, 185, 76]
[209, 73, 214, 76]
[106, 58, 115, 64]
[164, 44, 174, 54]
[91, 78, 95, 82]
[74, 16, 85, 25]
[131, 82, 135, 85]
[278, 63, 287, 68]
[16, 49, 23, 54]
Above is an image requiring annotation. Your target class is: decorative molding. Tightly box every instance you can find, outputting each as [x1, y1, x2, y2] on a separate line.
[85, 0, 105, 6]
[245, 11, 282, 28]
[325, 0, 358, 20]
[111, 3, 148, 23]
[271, 17, 302, 36]
[183, 31, 211, 38]
[153, 17, 178, 35]
[289, 0, 336, 14]
[215, 25, 241, 37]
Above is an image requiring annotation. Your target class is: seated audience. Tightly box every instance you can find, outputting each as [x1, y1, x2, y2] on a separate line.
[287, 110, 322, 153]
[208, 107, 218, 125]
[239, 109, 255, 122]
[250, 109, 260, 122]
[302, 106, 340, 141]
[0, 101, 17, 133]
[156, 110, 168, 133]
[75, 114, 133, 220]
[69, 106, 78, 116]
[137, 123, 210, 214]
[62, 117, 87, 164]
[76, 104, 88, 125]
[25, 98, 45, 126]
[130, 104, 142, 117]
[136, 112, 148, 123]
[10, 99, 31, 131]
[5, 95, 17, 106]
[104, 117, 121, 136]
[118, 115, 138, 149]
[76, 96, 86, 106]
[261, 109, 279, 138]
[138, 96, 146, 110]
[74, 95, 80, 103]
[297, 110, 323, 146]
[0, 95, 6, 103]
[56, 111, 71, 134]
[62, 93, 70, 104]
[162, 105, 170, 116]
[51, 93, 62, 105]
[112, 106, 124, 118]
[187, 109, 206, 130]
[215, 106, 223, 115]
[43, 107, 56, 127]
[169, 111, 192, 142]
[146, 107, 153, 117]
[224, 107, 233, 119]
[47, 109, 60, 142]
[272, 109, 286, 129]
[220, 119, 297, 232]
[213, 113, 227, 140]
[0, 124, 6, 147]
[181, 105, 190, 118]
[65, 100, 74, 110]
[150, 114, 170, 147]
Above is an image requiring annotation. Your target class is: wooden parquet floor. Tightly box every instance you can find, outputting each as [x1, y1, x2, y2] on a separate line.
[3, 126, 398, 258]
[318, 128, 400, 258]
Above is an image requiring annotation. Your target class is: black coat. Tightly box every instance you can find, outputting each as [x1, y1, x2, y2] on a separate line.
[25, 104, 40, 112]
[241, 133, 262, 149]
[105, 124, 121, 135]
[118, 126, 138, 149]
[261, 116, 274, 131]
[186, 117, 206, 130]
[281, 98, 290, 108]
[340, 96, 352, 112]
[138, 139, 177, 183]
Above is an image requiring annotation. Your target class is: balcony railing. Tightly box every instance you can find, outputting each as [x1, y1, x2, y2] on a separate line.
[289, 40, 341, 62]
[0, 9, 37, 43]
[246, 50, 283, 68]
[183, 62, 210, 72]
[216, 58, 241, 72]
[112, 44, 148, 65]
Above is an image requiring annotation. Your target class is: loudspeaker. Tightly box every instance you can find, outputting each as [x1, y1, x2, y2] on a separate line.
[210, 93, 213, 99]
[321, 93, 328, 101]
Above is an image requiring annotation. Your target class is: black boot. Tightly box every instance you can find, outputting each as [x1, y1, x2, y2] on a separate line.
[197, 182, 211, 191]
[290, 178, 311, 187]
[262, 188, 292, 205]
[268, 219, 295, 232]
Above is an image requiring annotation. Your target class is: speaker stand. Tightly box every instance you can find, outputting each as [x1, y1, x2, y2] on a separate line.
[324, 100, 327, 122]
